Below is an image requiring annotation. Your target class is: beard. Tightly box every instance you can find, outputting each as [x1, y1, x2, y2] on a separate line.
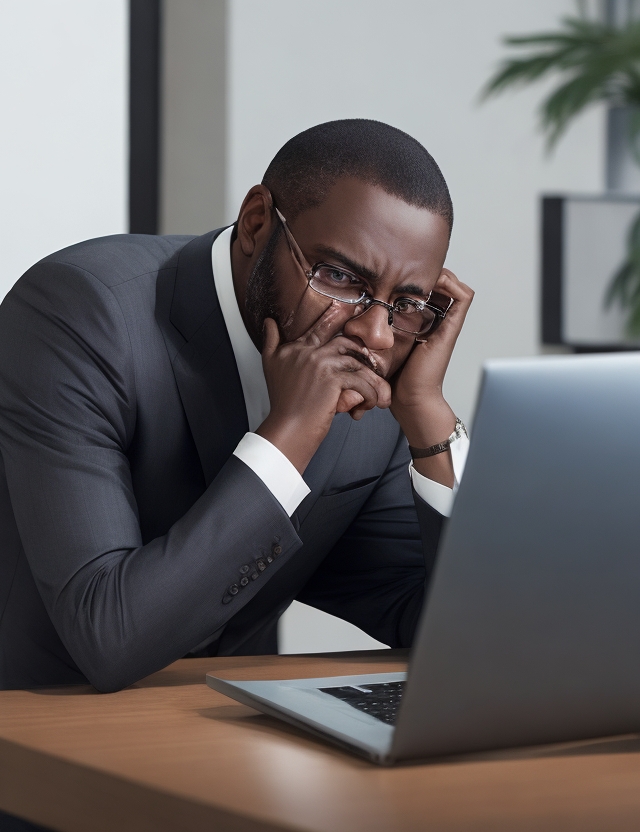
[245, 224, 282, 349]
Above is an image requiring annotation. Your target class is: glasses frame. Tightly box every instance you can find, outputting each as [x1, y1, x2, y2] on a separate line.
[274, 206, 452, 340]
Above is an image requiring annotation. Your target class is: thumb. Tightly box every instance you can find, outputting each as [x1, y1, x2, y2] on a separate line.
[262, 318, 281, 359]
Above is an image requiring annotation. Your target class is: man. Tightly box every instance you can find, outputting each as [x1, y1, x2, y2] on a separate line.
[0, 120, 473, 692]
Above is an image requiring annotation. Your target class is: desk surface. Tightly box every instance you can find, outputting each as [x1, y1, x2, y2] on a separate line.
[2, 650, 640, 832]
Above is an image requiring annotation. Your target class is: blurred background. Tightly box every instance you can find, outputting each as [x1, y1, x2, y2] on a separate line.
[1, 0, 628, 653]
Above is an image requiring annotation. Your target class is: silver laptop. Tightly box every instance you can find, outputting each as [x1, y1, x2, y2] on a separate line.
[207, 353, 640, 765]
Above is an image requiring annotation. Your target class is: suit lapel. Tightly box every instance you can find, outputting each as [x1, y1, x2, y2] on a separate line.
[158, 229, 248, 487]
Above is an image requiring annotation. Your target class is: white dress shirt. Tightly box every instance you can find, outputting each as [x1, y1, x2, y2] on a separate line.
[211, 226, 468, 518]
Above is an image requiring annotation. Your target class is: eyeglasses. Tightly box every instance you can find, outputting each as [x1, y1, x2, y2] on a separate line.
[274, 206, 453, 340]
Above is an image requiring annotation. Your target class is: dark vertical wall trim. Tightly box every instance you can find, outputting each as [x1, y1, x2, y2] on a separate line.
[129, 0, 161, 234]
[541, 197, 564, 345]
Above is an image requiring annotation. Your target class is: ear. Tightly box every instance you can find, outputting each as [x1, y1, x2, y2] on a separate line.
[236, 184, 275, 258]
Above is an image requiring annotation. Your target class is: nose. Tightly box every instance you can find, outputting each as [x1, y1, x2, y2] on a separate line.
[343, 301, 395, 351]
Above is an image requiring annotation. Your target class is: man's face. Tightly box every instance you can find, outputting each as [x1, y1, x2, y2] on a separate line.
[246, 177, 451, 379]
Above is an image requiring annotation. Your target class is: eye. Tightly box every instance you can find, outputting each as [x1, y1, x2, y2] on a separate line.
[324, 268, 361, 286]
[311, 265, 367, 301]
[394, 298, 422, 314]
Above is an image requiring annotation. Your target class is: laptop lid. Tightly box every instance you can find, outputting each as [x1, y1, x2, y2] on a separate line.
[391, 353, 640, 761]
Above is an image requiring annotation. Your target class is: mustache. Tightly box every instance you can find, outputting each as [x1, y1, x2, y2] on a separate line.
[343, 348, 385, 377]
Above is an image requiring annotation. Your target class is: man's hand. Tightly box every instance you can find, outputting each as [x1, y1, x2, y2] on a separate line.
[390, 268, 474, 488]
[257, 302, 392, 474]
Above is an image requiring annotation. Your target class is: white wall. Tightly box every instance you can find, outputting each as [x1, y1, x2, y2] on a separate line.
[0, 1, 128, 299]
[226, 0, 605, 652]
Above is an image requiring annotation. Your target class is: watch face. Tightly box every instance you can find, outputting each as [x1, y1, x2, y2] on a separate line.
[452, 419, 468, 441]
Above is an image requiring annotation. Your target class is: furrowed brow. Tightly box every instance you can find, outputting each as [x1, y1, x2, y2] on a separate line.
[314, 246, 380, 285]
[395, 283, 430, 299]
[314, 246, 431, 298]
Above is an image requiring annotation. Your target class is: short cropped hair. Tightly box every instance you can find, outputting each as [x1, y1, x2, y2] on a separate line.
[262, 119, 453, 233]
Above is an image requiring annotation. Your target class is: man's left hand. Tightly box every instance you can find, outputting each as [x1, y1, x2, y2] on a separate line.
[390, 268, 474, 487]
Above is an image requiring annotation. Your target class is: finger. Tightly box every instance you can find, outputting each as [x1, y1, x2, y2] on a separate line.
[424, 271, 473, 343]
[336, 390, 365, 413]
[333, 337, 378, 368]
[434, 269, 474, 309]
[331, 352, 392, 409]
[262, 317, 281, 359]
[299, 300, 346, 347]
[341, 374, 379, 411]
[347, 395, 374, 421]
[326, 335, 389, 384]
[337, 369, 390, 414]
[349, 406, 368, 421]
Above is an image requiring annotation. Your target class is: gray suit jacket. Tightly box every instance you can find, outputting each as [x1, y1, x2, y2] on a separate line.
[0, 230, 444, 692]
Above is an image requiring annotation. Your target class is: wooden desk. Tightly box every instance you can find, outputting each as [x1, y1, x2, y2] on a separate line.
[2, 650, 640, 832]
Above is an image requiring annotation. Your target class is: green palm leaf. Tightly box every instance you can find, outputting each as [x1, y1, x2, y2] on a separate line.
[606, 210, 640, 337]
[482, 15, 640, 147]
[482, 8, 640, 337]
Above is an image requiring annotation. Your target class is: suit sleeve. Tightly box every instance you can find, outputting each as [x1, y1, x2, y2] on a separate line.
[0, 262, 301, 691]
[297, 429, 445, 647]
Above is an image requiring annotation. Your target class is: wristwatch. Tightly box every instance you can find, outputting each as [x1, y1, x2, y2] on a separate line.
[408, 418, 468, 459]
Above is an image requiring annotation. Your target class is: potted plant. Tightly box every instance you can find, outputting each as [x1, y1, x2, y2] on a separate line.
[482, 6, 640, 335]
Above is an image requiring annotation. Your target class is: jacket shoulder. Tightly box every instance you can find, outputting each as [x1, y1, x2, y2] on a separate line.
[39, 233, 198, 288]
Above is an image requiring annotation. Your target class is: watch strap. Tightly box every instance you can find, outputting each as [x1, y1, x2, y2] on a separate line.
[408, 418, 468, 459]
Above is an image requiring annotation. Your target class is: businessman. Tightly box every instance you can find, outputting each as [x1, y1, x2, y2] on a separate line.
[0, 120, 473, 692]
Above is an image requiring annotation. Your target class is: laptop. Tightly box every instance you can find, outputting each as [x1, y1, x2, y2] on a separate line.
[207, 353, 640, 765]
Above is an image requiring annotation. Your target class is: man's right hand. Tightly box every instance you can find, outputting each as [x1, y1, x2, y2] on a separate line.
[257, 302, 392, 474]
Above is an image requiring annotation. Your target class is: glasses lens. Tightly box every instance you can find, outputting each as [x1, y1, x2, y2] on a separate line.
[392, 299, 439, 335]
[309, 266, 366, 303]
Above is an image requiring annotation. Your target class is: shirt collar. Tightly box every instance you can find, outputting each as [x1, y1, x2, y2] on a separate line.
[211, 226, 270, 431]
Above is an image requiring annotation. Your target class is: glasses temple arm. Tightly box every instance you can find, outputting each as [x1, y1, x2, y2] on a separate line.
[274, 207, 313, 275]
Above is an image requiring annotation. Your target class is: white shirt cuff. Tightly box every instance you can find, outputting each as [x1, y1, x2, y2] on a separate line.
[233, 432, 310, 516]
[409, 434, 470, 518]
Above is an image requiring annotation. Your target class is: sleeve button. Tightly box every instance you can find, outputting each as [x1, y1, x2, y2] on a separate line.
[239, 565, 250, 575]
[229, 584, 239, 595]
[240, 576, 249, 587]
[272, 544, 282, 556]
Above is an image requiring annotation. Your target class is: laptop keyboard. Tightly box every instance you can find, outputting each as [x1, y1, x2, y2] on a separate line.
[319, 681, 405, 725]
